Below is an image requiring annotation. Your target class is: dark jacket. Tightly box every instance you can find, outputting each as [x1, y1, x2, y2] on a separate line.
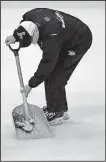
[16, 8, 89, 88]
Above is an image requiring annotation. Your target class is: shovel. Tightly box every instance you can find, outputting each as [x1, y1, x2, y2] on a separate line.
[8, 43, 53, 139]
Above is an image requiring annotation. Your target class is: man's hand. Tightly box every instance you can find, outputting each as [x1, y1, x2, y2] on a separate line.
[20, 85, 32, 98]
[5, 35, 16, 46]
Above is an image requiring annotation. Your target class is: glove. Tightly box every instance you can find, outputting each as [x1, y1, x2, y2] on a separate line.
[5, 35, 16, 46]
[20, 85, 32, 97]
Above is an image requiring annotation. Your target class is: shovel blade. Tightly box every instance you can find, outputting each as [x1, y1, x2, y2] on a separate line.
[12, 103, 53, 139]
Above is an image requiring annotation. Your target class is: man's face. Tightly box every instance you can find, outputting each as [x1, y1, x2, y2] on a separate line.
[17, 32, 26, 40]
[16, 27, 32, 48]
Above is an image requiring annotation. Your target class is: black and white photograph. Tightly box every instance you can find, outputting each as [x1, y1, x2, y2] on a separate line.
[1, 1, 105, 161]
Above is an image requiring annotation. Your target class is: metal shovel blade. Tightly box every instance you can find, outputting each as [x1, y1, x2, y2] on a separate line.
[12, 103, 53, 139]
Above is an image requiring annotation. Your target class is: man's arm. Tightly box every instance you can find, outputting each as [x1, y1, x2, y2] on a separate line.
[28, 36, 61, 88]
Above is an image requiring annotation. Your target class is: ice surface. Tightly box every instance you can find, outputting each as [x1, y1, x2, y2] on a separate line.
[1, 2, 105, 161]
[1, 91, 105, 160]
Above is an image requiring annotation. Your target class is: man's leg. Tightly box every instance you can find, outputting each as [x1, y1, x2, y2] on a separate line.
[44, 56, 68, 125]
[43, 27, 92, 124]
[44, 59, 67, 113]
[44, 38, 92, 113]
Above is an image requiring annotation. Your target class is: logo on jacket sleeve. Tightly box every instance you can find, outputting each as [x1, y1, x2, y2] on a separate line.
[68, 50, 76, 56]
[44, 17, 50, 21]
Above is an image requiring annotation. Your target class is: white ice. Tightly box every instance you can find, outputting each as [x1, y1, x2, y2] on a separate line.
[1, 1, 105, 161]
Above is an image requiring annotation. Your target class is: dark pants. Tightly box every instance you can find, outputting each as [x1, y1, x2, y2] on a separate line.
[44, 26, 92, 112]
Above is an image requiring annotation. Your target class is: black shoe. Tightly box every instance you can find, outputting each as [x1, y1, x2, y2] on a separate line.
[42, 106, 70, 121]
[45, 111, 64, 126]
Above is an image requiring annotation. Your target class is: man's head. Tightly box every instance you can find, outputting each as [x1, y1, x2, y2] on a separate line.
[13, 21, 39, 48]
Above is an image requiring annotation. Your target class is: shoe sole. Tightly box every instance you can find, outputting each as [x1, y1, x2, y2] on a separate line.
[48, 117, 63, 126]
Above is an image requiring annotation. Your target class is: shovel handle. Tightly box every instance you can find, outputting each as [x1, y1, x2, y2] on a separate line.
[15, 56, 30, 121]
[8, 43, 24, 88]
[8, 43, 30, 121]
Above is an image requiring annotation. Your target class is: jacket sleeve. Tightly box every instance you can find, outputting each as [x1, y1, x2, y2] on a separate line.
[28, 36, 61, 88]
